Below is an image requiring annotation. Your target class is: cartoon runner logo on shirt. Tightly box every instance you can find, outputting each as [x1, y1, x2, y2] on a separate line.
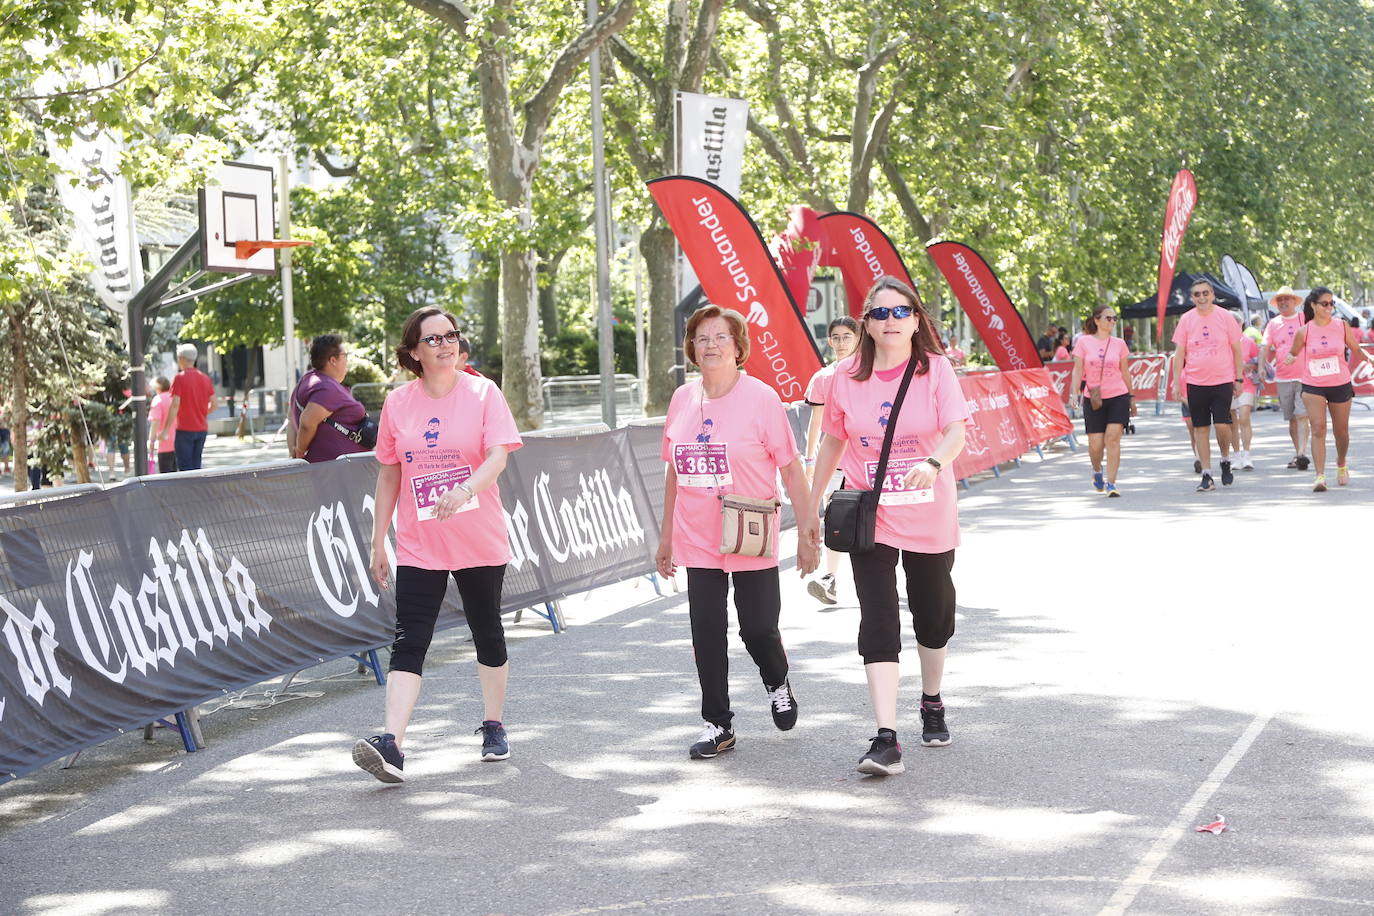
[878, 402, 893, 427]
[696, 419, 713, 442]
[424, 417, 441, 448]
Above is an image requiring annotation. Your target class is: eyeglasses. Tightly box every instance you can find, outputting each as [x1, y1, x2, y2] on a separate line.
[1190, 291, 1212, 298]
[867, 305, 914, 321]
[1315, 299, 1335, 307]
[828, 333, 856, 343]
[419, 330, 462, 348]
[1101, 315, 1118, 322]
[693, 333, 733, 348]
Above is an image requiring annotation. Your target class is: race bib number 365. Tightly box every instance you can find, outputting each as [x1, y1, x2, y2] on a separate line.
[865, 457, 935, 506]
[673, 443, 732, 487]
[412, 466, 478, 520]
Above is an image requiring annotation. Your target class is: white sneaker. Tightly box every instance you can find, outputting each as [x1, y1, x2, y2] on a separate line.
[1241, 451, 1254, 471]
[807, 574, 837, 606]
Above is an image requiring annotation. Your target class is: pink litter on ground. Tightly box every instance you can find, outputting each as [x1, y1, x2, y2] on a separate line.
[1195, 816, 1227, 835]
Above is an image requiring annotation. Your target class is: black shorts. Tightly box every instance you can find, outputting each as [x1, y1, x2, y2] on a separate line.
[1186, 383, 1234, 427]
[1083, 393, 1131, 435]
[1301, 382, 1355, 404]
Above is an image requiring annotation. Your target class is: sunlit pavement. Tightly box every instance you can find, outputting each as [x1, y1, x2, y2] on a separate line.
[3, 403, 1373, 915]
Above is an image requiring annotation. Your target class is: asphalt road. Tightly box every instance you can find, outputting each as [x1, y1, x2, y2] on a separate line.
[2, 403, 1372, 915]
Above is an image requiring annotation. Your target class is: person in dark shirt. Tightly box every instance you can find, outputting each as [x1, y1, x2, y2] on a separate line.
[288, 334, 370, 462]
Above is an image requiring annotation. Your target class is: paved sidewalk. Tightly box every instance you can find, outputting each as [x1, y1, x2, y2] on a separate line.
[2, 405, 1373, 914]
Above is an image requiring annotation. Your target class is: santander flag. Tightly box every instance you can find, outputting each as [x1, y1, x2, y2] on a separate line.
[927, 241, 1041, 371]
[1156, 169, 1197, 339]
[648, 176, 822, 402]
[818, 212, 916, 316]
[769, 205, 826, 313]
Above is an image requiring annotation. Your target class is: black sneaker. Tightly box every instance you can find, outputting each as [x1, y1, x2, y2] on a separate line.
[921, 702, 952, 747]
[1193, 458, 1202, 474]
[689, 722, 736, 759]
[1196, 472, 1216, 492]
[1296, 455, 1311, 470]
[1220, 460, 1234, 486]
[352, 733, 405, 783]
[1287, 457, 1300, 469]
[807, 574, 838, 606]
[475, 720, 510, 761]
[857, 735, 904, 775]
[766, 680, 798, 731]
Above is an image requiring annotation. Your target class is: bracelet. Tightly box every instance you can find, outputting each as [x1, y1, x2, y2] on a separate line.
[455, 482, 474, 497]
[925, 456, 943, 471]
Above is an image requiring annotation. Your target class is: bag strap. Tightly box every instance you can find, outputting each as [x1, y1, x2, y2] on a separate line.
[872, 354, 920, 496]
[327, 418, 364, 444]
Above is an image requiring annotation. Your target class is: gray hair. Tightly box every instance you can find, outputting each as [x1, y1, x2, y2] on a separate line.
[176, 343, 198, 364]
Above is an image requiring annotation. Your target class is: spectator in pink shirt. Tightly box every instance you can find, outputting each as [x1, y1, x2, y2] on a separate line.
[146, 377, 177, 474]
[352, 307, 523, 783]
[656, 304, 818, 761]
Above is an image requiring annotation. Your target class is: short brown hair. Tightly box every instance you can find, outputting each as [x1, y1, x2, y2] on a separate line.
[683, 305, 750, 367]
[395, 307, 460, 376]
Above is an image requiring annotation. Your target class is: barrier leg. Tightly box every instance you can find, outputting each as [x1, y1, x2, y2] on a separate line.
[992, 465, 1001, 477]
[1035, 445, 1045, 459]
[524, 602, 564, 633]
[349, 649, 386, 686]
[959, 478, 969, 490]
[61, 751, 82, 769]
[185, 706, 207, 749]
[1066, 433, 1079, 452]
[172, 711, 197, 753]
[1013, 456, 1022, 468]
[645, 573, 662, 597]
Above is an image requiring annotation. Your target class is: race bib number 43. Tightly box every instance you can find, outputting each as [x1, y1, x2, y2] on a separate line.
[673, 443, 732, 487]
[412, 466, 478, 520]
[865, 457, 935, 506]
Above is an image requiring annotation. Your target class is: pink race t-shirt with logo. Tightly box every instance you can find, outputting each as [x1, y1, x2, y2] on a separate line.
[662, 374, 799, 572]
[1072, 335, 1129, 398]
[1300, 321, 1353, 386]
[148, 392, 175, 453]
[1264, 313, 1307, 381]
[804, 363, 839, 406]
[1240, 336, 1260, 394]
[822, 354, 970, 554]
[1172, 307, 1242, 385]
[375, 374, 523, 571]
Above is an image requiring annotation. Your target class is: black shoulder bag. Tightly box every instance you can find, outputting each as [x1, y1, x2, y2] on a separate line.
[329, 416, 379, 450]
[823, 355, 919, 553]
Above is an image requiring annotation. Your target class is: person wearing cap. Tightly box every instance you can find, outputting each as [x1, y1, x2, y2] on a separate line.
[1260, 286, 1311, 470]
[1170, 278, 1244, 492]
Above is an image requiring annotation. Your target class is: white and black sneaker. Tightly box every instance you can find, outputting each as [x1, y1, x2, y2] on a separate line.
[689, 722, 736, 759]
[1196, 472, 1216, 492]
[807, 574, 838, 606]
[766, 680, 798, 730]
[920, 702, 952, 747]
[353, 733, 405, 784]
[857, 735, 904, 776]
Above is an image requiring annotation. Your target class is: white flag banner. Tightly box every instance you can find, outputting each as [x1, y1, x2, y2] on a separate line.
[35, 59, 142, 315]
[673, 92, 749, 302]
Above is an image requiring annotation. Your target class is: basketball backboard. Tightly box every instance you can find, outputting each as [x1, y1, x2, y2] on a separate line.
[199, 161, 276, 274]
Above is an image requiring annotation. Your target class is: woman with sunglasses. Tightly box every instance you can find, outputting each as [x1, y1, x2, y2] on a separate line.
[1068, 305, 1131, 496]
[1284, 287, 1374, 491]
[657, 304, 819, 760]
[352, 306, 523, 783]
[803, 315, 860, 605]
[808, 277, 969, 777]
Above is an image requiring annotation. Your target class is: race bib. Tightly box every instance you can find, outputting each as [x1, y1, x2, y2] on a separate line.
[1308, 355, 1340, 378]
[412, 466, 478, 520]
[673, 443, 732, 487]
[865, 457, 935, 506]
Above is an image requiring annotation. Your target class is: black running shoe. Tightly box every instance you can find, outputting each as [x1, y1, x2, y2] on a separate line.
[921, 702, 952, 747]
[766, 679, 798, 731]
[1296, 455, 1311, 470]
[1220, 460, 1234, 486]
[857, 735, 904, 775]
[689, 722, 736, 759]
[353, 733, 405, 783]
[1287, 457, 1301, 469]
[1196, 472, 1215, 492]
[1193, 458, 1202, 474]
[475, 720, 510, 761]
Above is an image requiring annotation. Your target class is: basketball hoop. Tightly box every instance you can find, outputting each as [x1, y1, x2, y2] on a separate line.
[234, 239, 313, 259]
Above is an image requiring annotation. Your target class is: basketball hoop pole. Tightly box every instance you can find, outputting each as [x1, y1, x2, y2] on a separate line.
[279, 152, 297, 388]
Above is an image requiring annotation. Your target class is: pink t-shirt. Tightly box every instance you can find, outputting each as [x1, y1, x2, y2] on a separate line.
[1240, 336, 1260, 394]
[375, 374, 523, 571]
[1053, 345, 1071, 362]
[822, 354, 970, 554]
[1299, 320, 1352, 386]
[804, 364, 838, 406]
[1072, 335, 1129, 398]
[1173, 307, 1242, 385]
[661, 374, 799, 572]
[1264, 313, 1306, 381]
[148, 392, 175, 453]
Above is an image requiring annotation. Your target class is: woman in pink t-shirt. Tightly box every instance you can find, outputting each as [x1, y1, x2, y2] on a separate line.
[1068, 305, 1132, 495]
[802, 315, 859, 607]
[352, 307, 523, 784]
[656, 305, 818, 761]
[1230, 334, 1261, 470]
[809, 277, 969, 777]
[1285, 287, 1374, 490]
[147, 377, 178, 474]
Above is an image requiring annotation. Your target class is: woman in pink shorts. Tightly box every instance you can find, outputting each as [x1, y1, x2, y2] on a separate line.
[352, 307, 524, 783]
[656, 305, 818, 761]
[1286, 287, 1374, 491]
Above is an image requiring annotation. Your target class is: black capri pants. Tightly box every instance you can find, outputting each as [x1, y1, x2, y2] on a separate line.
[1186, 382, 1233, 428]
[686, 566, 788, 729]
[849, 545, 956, 664]
[390, 564, 508, 674]
[1083, 393, 1131, 435]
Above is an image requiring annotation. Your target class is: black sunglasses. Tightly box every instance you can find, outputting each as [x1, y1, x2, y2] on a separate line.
[867, 305, 914, 321]
[1101, 315, 1118, 321]
[418, 330, 462, 348]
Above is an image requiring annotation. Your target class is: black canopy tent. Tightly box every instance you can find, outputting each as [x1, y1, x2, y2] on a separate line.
[1120, 271, 1243, 318]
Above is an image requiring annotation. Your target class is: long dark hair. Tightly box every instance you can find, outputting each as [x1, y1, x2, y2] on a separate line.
[848, 276, 943, 381]
[1302, 286, 1335, 324]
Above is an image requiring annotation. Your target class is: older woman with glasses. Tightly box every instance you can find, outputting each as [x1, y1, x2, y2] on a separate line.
[656, 304, 819, 760]
[1285, 287, 1374, 491]
[1069, 305, 1132, 496]
[352, 306, 524, 783]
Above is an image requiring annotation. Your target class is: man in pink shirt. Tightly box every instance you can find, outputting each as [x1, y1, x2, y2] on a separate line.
[1170, 278, 1244, 491]
[1259, 286, 1310, 469]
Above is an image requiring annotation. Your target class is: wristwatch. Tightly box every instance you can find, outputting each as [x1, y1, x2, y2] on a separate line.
[925, 456, 943, 471]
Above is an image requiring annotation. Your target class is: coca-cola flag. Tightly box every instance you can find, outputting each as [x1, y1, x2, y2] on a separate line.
[818, 212, 917, 316]
[648, 176, 822, 402]
[927, 241, 1041, 371]
[770, 206, 827, 313]
[952, 373, 1026, 480]
[1045, 354, 1168, 406]
[1003, 369, 1074, 443]
[1156, 169, 1198, 339]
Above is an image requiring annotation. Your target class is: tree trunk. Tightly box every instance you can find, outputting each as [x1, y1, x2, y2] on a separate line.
[642, 223, 677, 417]
[70, 422, 91, 484]
[8, 313, 29, 492]
[500, 184, 544, 429]
[537, 247, 568, 339]
[471, 251, 501, 371]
